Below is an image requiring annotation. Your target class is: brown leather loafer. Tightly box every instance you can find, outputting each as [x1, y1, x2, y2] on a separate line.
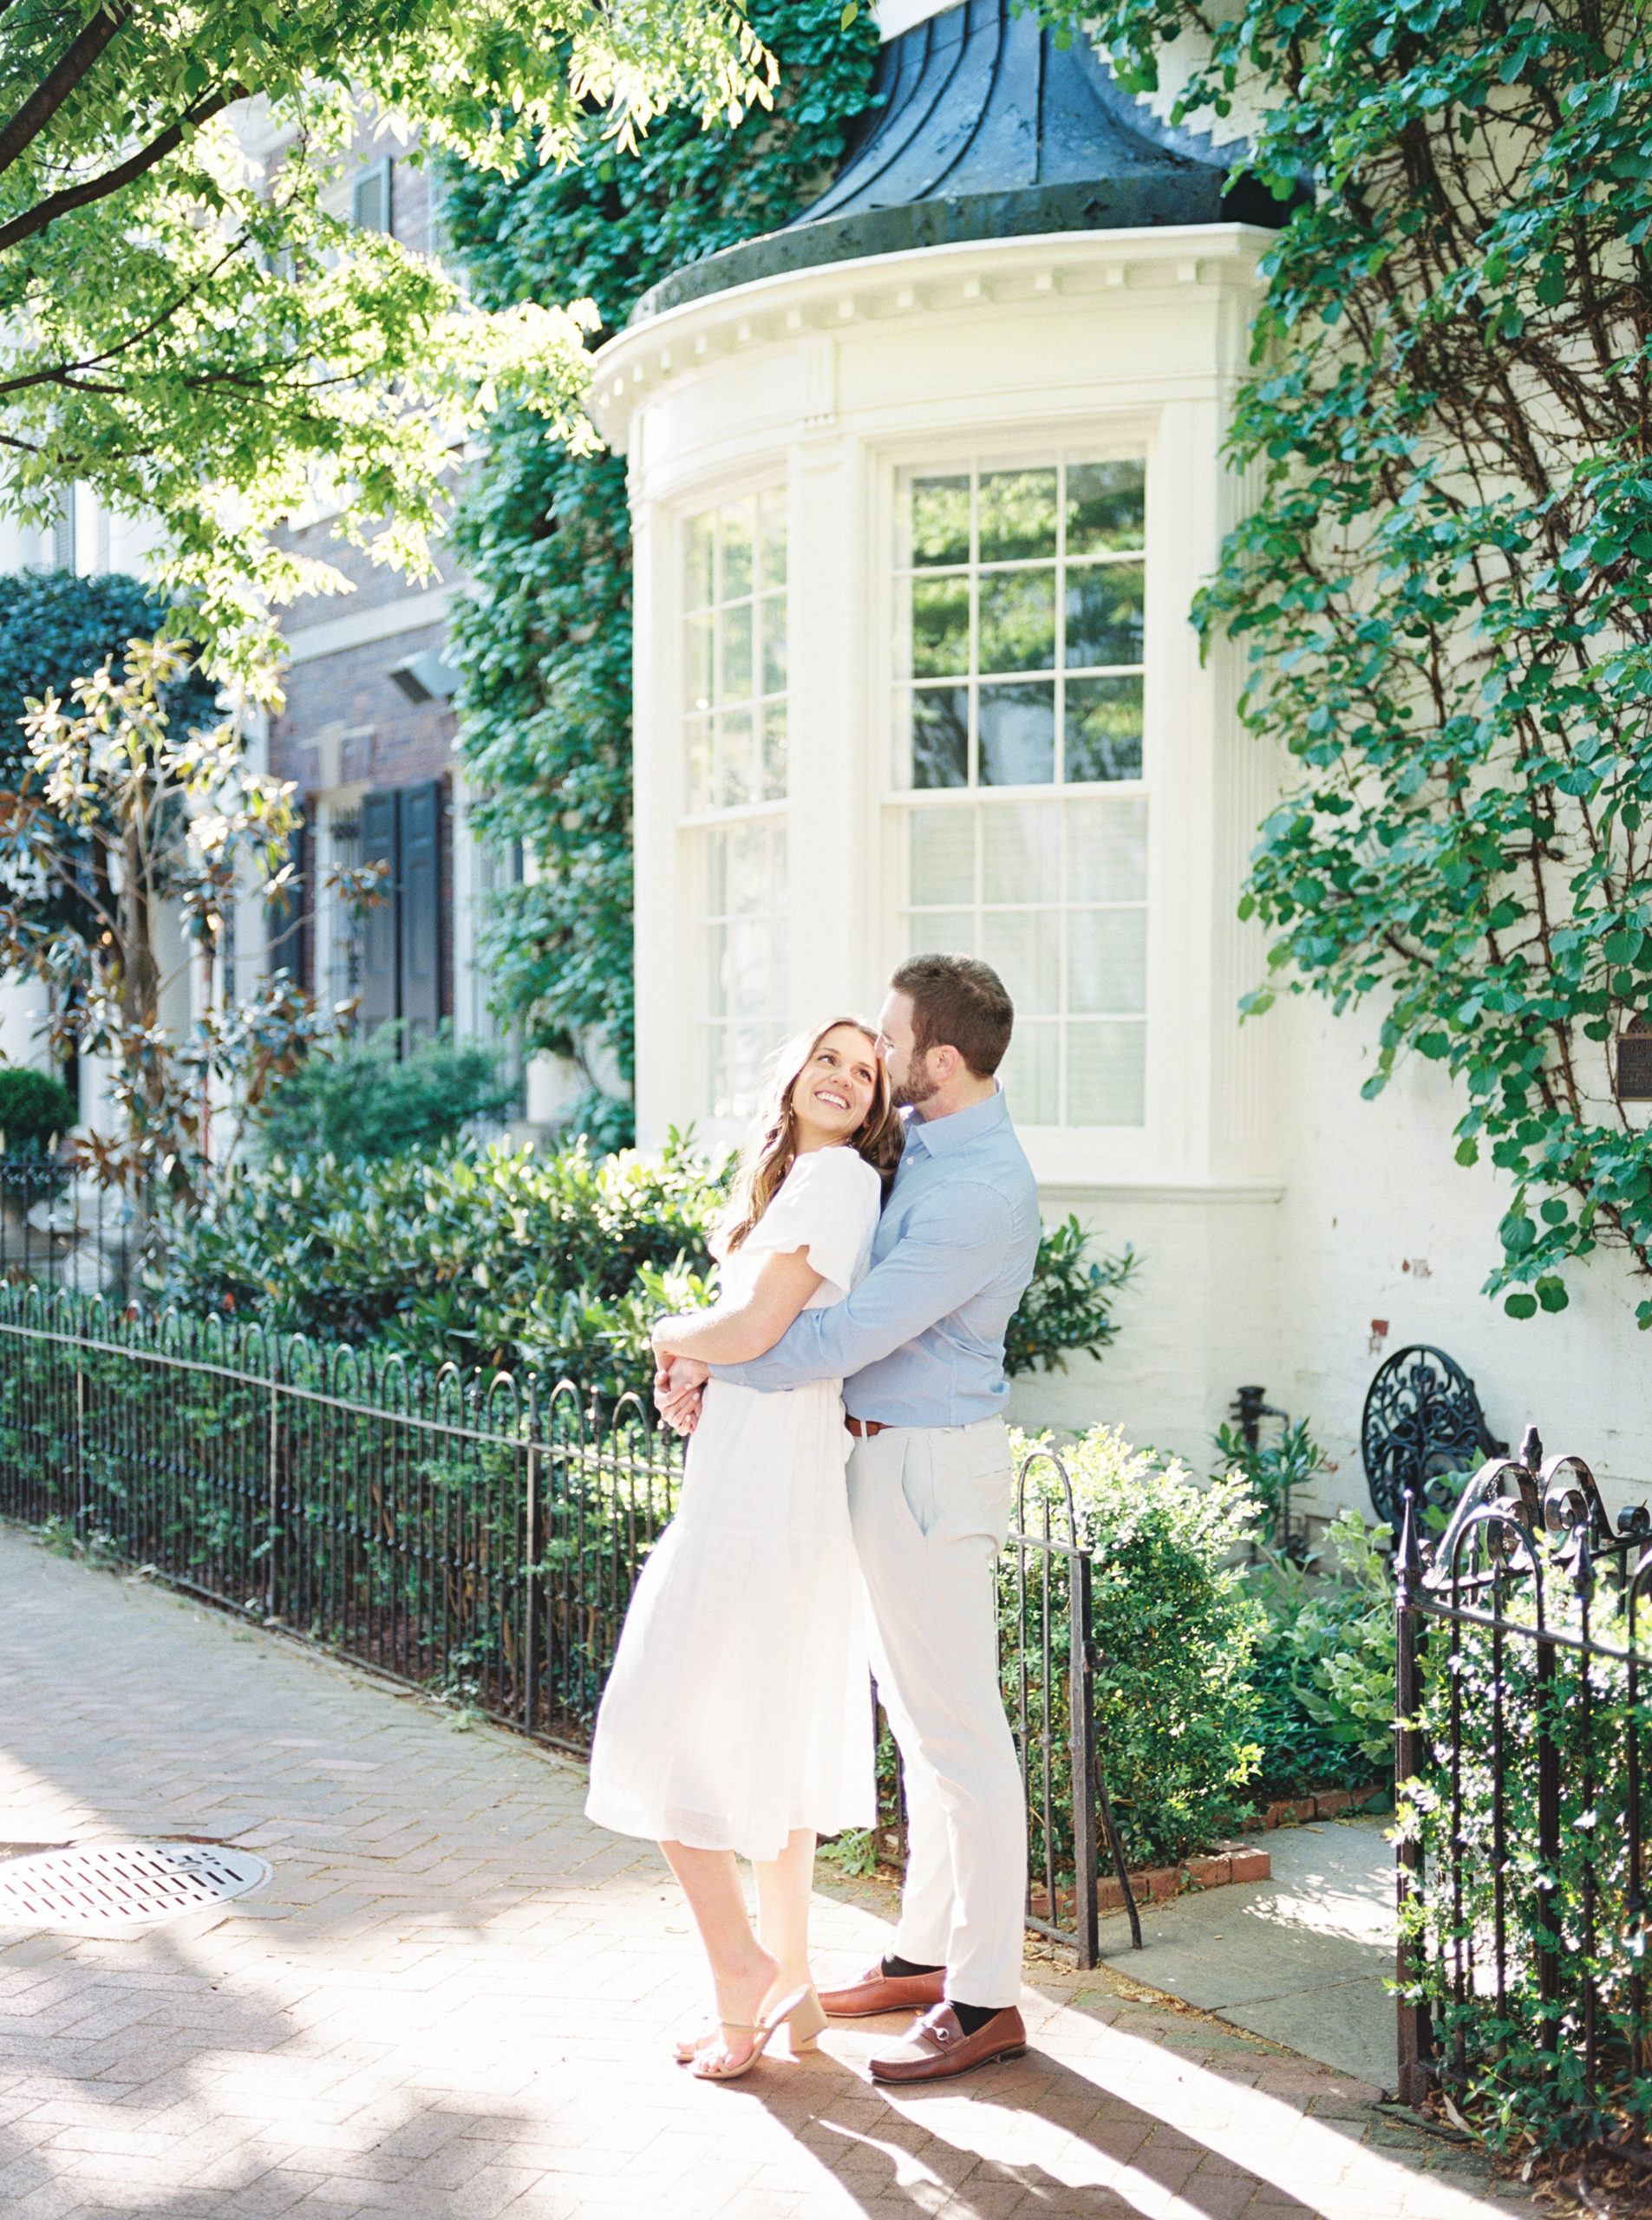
[869, 2003, 1028, 2084]
[819, 1962, 946, 2018]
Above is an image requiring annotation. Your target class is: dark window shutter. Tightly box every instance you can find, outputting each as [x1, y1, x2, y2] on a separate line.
[358, 789, 399, 1038]
[398, 780, 442, 1045]
[265, 811, 309, 990]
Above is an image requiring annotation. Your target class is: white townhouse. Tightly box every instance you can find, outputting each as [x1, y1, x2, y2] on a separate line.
[589, 0, 1652, 1518]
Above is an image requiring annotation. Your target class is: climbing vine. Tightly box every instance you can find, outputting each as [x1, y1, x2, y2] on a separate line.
[1068, 0, 1652, 1323]
[442, 2, 880, 1144]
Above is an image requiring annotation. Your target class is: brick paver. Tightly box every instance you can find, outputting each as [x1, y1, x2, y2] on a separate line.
[0, 1529, 1528, 2219]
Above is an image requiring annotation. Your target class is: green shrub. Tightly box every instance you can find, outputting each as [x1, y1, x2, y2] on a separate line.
[1245, 1510, 1397, 1794]
[165, 1136, 1144, 1404]
[1400, 1533, 1647, 2155]
[162, 1132, 727, 1401]
[0, 571, 219, 781]
[1010, 1426, 1263, 1871]
[0, 1067, 75, 1155]
[1213, 1412, 1330, 1557]
[1005, 1220, 1135, 1378]
[0, 1067, 76, 1211]
[255, 1028, 519, 1162]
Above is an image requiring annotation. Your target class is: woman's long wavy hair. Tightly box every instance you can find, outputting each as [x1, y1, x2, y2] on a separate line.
[720, 1016, 904, 1254]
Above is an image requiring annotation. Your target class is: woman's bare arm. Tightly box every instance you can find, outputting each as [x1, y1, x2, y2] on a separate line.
[652, 1246, 822, 1366]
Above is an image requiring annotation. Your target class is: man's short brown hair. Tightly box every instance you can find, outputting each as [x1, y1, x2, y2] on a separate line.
[890, 953, 1015, 1079]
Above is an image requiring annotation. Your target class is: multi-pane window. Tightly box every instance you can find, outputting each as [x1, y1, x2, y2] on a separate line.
[892, 454, 1148, 1128]
[894, 457, 1145, 790]
[902, 797, 1146, 1126]
[683, 493, 788, 1120]
[684, 491, 787, 812]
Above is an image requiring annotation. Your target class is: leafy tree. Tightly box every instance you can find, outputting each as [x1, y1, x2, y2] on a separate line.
[0, 641, 332, 1198]
[1066, 0, 1652, 1324]
[441, 0, 881, 1137]
[0, 0, 773, 690]
[0, 571, 217, 780]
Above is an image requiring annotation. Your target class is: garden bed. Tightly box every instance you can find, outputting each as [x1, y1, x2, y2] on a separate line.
[1238, 1781, 1390, 1830]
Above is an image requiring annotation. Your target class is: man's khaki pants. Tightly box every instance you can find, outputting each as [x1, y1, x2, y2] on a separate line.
[846, 1417, 1026, 2009]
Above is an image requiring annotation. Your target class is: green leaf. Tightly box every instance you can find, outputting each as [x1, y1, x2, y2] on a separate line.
[1535, 1275, 1570, 1313]
[1504, 1291, 1538, 1320]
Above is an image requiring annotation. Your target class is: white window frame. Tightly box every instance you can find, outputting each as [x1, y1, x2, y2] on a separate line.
[674, 480, 792, 1125]
[878, 427, 1158, 1159]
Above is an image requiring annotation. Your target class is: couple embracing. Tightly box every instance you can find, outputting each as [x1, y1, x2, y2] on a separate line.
[585, 954, 1040, 2085]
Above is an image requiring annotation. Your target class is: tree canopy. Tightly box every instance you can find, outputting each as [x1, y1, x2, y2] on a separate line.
[441, 0, 879, 1141]
[0, 571, 217, 780]
[1063, 0, 1652, 1326]
[0, 0, 772, 692]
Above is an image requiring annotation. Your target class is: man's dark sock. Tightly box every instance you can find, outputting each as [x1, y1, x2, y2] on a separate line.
[949, 2001, 1001, 2036]
[881, 1954, 942, 1980]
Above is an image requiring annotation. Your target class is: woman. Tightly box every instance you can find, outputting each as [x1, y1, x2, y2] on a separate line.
[584, 1017, 901, 2081]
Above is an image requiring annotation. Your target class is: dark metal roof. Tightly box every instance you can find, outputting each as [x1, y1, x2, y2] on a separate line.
[635, 0, 1296, 320]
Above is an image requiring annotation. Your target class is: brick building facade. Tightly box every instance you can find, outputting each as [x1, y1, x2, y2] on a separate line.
[266, 129, 472, 1051]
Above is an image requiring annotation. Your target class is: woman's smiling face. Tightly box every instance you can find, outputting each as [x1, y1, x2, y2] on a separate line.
[790, 1024, 879, 1147]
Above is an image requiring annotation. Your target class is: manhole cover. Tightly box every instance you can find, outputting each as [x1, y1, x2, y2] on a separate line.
[0, 1842, 271, 1933]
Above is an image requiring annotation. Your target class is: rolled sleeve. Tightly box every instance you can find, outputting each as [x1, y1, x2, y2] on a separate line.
[712, 1183, 1013, 1394]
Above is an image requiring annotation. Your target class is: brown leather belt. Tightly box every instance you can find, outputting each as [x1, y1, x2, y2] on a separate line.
[845, 1417, 890, 1438]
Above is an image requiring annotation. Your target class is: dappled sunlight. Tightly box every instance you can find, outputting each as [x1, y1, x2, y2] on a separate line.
[0, 1531, 1508, 2218]
[1244, 1881, 1394, 1950]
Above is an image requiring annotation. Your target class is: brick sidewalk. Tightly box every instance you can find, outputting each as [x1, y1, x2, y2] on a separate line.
[0, 1529, 1530, 2220]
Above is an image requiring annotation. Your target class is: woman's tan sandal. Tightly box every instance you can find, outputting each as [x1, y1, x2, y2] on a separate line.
[690, 1985, 813, 2083]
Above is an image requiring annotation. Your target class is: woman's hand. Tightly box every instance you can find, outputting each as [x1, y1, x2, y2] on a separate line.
[654, 1353, 708, 1435]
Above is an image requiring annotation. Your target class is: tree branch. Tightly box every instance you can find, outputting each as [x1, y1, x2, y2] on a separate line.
[0, 3, 133, 180]
[0, 82, 245, 255]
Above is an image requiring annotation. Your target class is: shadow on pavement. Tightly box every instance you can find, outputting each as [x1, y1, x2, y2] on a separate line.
[746, 2040, 1325, 2219]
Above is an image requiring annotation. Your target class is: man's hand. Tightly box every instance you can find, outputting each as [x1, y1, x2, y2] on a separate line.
[653, 1354, 708, 1437]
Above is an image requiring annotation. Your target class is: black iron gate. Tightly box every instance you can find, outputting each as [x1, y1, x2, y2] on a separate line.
[1394, 1429, 1652, 2118]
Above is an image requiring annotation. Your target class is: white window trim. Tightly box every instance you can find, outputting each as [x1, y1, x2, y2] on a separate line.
[672, 480, 792, 1126]
[876, 426, 1161, 1167]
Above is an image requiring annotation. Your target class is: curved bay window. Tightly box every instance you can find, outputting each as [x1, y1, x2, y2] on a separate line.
[682, 490, 788, 1120]
[891, 453, 1147, 1127]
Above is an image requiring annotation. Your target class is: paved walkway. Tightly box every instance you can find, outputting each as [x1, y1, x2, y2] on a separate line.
[0, 1529, 1532, 2220]
[1098, 1819, 1395, 2089]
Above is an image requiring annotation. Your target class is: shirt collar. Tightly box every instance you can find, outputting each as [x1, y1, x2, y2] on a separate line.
[900, 1083, 1008, 1161]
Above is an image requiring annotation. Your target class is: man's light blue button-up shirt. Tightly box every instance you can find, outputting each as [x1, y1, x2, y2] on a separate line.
[711, 1087, 1041, 1428]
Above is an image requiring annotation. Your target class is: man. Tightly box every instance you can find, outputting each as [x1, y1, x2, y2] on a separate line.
[656, 953, 1041, 2084]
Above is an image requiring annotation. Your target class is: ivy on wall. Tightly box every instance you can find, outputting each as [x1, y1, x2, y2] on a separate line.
[441, 3, 881, 1146]
[1074, 0, 1652, 1325]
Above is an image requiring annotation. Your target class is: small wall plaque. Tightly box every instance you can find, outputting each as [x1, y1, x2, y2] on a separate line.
[1616, 1018, 1652, 1101]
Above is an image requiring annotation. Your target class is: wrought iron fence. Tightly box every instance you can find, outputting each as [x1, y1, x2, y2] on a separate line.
[1394, 1427, 1652, 2126]
[0, 1282, 1137, 1964]
[0, 1162, 149, 1301]
[0, 1283, 675, 1750]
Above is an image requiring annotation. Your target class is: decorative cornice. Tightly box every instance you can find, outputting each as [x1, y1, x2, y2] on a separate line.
[588, 221, 1270, 450]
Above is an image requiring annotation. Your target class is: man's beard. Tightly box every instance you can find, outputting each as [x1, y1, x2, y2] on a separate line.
[891, 1064, 938, 1111]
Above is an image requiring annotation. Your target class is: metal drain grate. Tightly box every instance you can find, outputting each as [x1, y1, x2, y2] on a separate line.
[0, 1842, 271, 1933]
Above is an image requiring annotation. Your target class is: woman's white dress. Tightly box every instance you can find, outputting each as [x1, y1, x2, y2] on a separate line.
[584, 1145, 882, 1863]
